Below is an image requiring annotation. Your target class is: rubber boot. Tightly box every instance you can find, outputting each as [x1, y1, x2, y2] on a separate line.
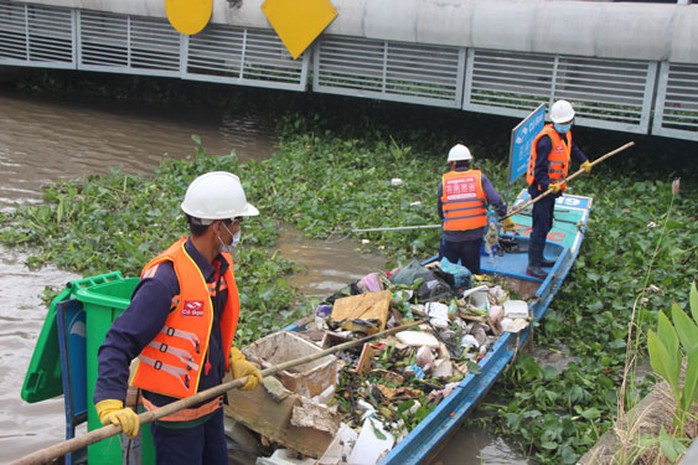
[540, 246, 555, 267]
[526, 241, 548, 279]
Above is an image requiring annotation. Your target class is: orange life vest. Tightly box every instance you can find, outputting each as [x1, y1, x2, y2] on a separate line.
[131, 236, 240, 399]
[526, 124, 572, 190]
[441, 169, 487, 231]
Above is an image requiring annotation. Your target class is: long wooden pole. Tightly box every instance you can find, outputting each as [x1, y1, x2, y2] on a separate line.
[503, 141, 634, 220]
[353, 224, 441, 233]
[10, 320, 423, 465]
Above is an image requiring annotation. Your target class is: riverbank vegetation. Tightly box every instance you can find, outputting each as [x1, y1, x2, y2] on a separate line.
[1, 71, 697, 464]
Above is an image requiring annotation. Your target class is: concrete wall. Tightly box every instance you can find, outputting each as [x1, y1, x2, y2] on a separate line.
[12, 0, 698, 64]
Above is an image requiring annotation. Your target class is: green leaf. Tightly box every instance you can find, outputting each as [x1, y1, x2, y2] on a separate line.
[368, 417, 387, 441]
[658, 426, 687, 463]
[657, 311, 680, 361]
[672, 302, 698, 353]
[647, 330, 680, 400]
[579, 407, 601, 420]
[665, 219, 682, 230]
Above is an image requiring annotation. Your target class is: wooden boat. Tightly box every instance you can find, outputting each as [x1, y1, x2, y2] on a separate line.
[19, 189, 591, 465]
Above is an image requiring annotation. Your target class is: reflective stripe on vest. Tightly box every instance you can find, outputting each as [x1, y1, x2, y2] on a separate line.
[131, 236, 240, 399]
[142, 395, 224, 423]
[441, 169, 487, 231]
[146, 339, 200, 372]
[526, 124, 572, 190]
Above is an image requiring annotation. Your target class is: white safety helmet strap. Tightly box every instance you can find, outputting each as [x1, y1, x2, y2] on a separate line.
[181, 171, 259, 224]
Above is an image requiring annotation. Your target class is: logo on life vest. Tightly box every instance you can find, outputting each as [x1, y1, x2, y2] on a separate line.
[181, 300, 204, 317]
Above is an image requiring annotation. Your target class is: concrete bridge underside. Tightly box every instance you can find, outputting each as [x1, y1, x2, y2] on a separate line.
[1, 0, 696, 141]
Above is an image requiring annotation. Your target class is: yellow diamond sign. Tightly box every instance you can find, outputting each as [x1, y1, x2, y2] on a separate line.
[261, 0, 338, 60]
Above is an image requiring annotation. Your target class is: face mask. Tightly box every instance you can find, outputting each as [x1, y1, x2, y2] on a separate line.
[218, 223, 239, 254]
[554, 123, 571, 134]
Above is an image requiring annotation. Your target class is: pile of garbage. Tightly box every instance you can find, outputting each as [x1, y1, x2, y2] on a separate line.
[226, 258, 533, 465]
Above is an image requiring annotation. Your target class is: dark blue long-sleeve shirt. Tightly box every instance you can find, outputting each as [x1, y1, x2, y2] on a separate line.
[529, 133, 588, 198]
[437, 168, 507, 241]
[93, 238, 230, 408]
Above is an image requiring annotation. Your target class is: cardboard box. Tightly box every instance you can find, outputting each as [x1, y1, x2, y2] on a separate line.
[226, 384, 336, 458]
[243, 331, 337, 399]
[330, 290, 392, 331]
[227, 331, 340, 458]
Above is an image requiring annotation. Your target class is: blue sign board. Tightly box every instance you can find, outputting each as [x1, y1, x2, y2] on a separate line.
[507, 103, 546, 184]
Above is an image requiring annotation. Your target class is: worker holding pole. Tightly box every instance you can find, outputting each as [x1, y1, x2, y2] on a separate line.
[438, 144, 516, 275]
[525, 100, 592, 279]
[93, 171, 263, 465]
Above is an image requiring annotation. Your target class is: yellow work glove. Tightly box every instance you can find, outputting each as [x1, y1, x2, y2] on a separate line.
[229, 347, 262, 391]
[548, 182, 561, 193]
[501, 217, 516, 232]
[95, 399, 140, 438]
[581, 161, 592, 174]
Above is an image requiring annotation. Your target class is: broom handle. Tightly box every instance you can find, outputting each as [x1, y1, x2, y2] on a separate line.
[503, 141, 635, 220]
[10, 320, 423, 465]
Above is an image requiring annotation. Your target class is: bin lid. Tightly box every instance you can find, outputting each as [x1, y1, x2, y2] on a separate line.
[21, 285, 73, 403]
[21, 272, 123, 403]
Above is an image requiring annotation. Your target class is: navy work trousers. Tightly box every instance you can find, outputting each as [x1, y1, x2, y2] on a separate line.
[439, 237, 483, 274]
[151, 408, 228, 465]
[530, 193, 556, 246]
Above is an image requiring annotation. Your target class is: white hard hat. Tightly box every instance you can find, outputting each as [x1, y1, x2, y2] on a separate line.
[447, 144, 473, 162]
[549, 100, 576, 124]
[181, 171, 259, 224]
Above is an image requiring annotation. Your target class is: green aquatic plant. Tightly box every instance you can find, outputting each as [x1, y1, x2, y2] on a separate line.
[647, 282, 698, 440]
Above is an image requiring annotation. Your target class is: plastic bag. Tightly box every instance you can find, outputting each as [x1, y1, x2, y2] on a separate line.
[388, 259, 454, 303]
[439, 256, 472, 291]
[357, 272, 383, 292]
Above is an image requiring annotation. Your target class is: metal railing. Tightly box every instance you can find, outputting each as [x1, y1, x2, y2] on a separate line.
[0, 0, 695, 141]
[653, 61, 698, 141]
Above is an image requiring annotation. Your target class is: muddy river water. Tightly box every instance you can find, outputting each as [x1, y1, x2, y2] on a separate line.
[0, 86, 527, 464]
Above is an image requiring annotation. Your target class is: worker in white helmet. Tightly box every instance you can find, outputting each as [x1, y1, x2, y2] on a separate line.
[525, 100, 592, 279]
[438, 144, 515, 274]
[93, 171, 262, 465]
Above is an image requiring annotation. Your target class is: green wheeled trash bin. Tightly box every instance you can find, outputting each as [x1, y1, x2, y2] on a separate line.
[73, 274, 156, 465]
